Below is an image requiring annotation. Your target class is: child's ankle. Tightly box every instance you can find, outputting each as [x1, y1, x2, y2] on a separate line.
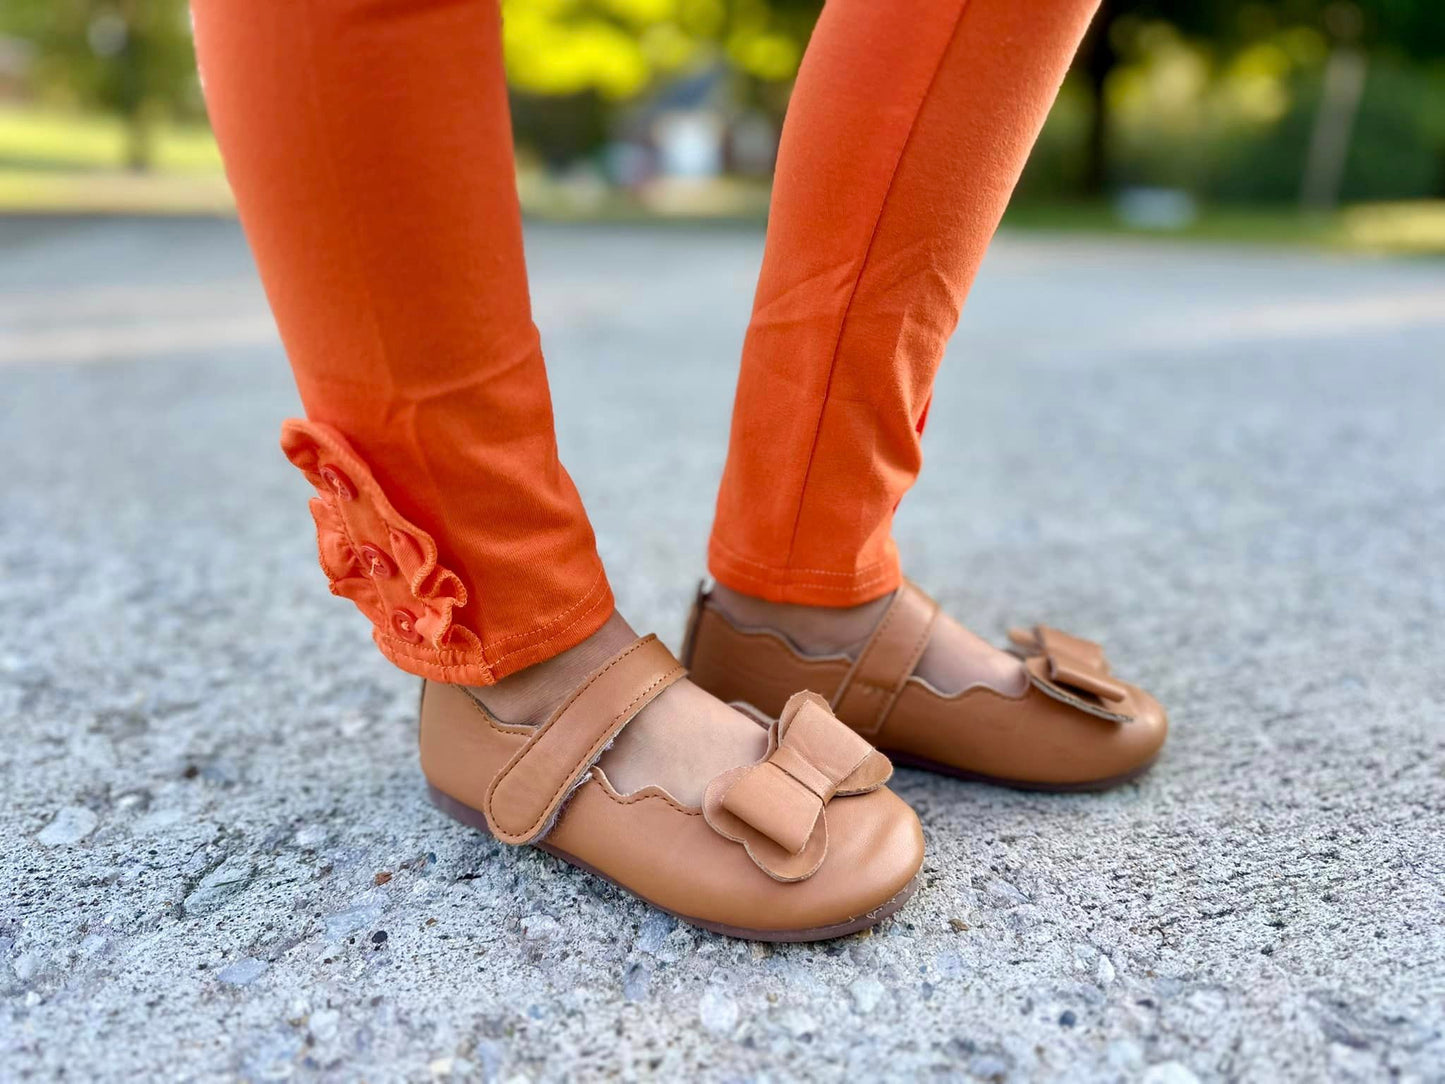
[708, 582, 894, 658]
[469, 610, 637, 726]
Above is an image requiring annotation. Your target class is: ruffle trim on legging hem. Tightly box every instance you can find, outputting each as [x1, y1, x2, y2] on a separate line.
[280, 418, 494, 684]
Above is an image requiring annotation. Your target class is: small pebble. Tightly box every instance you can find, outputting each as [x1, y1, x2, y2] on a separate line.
[637, 912, 676, 955]
[1096, 956, 1117, 985]
[184, 857, 254, 914]
[1108, 1040, 1145, 1071]
[986, 879, 1029, 906]
[216, 958, 268, 986]
[521, 914, 559, 940]
[36, 806, 98, 847]
[309, 1008, 340, 1042]
[1059, 1010, 1077, 1027]
[699, 988, 739, 1034]
[324, 904, 382, 940]
[849, 976, 887, 1014]
[622, 962, 650, 1002]
[969, 1054, 1010, 1080]
[1142, 1063, 1202, 1084]
[778, 1009, 817, 1039]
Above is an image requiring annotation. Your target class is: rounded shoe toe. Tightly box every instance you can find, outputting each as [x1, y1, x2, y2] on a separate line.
[1053, 682, 1168, 787]
[999, 679, 1169, 789]
[1114, 683, 1168, 776]
[802, 784, 924, 923]
[1134, 685, 1168, 736]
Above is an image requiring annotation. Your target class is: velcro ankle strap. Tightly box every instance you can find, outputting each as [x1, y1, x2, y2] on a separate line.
[830, 582, 938, 737]
[483, 635, 685, 844]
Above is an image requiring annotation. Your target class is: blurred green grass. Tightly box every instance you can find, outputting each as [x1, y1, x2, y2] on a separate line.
[0, 106, 221, 171]
[3, 105, 1443, 255]
[1003, 201, 1445, 254]
[0, 106, 231, 213]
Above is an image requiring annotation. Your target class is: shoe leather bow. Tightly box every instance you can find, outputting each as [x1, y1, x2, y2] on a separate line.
[1009, 624, 1128, 704]
[703, 691, 893, 882]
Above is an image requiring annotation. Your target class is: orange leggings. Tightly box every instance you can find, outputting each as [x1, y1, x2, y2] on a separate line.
[192, 0, 1098, 685]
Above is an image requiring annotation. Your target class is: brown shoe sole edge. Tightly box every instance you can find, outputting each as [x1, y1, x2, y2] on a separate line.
[883, 751, 1159, 793]
[425, 784, 918, 943]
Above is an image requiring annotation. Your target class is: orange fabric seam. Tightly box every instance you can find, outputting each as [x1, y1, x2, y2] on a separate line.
[709, 532, 895, 579]
[709, 543, 901, 595]
[778, 0, 971, 570]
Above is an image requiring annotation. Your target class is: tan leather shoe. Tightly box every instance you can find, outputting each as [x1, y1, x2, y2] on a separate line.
[421, 634, 923, 940]
[682, 582, 1168, 792]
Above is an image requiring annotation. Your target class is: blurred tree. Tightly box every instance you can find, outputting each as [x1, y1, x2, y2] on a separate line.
[0, 0, 196, 170]
[1076, 0, 1445, 200]
[501, 0, 815, 99]
[502, 0, 819, 160]
[0, 0, 1438, 201]
[504, 0, 1445, 199]
[1077, 0, 1117, 196]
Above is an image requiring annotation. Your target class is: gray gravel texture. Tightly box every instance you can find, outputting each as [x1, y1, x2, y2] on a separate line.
[1, 218, 1443, 1083]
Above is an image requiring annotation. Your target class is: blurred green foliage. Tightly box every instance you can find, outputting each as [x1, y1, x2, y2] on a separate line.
[1020, 0, 1445, 203]
[502, 0, 814, 97]
[504, 0, 1445, 202]
[0, 0, 1440, 204]
[0, 0, 196, 169]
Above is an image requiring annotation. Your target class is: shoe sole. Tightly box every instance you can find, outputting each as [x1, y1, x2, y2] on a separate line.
[883, 751, 1159, 793]
[426, 784, 918, 942]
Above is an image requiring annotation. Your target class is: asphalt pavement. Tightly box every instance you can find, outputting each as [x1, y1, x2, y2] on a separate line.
[1, 216, 1443, 1082]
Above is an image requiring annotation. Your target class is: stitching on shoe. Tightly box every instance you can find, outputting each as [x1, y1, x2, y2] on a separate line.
[834, 596, 905, 718]
[509, 665, 684, 839]
[485, 638, 663, 834]
[590, 773, 703, 816]
[870, 599, 936, 730]
[486, 639, 683, 839]
[705, 607, 853, 664]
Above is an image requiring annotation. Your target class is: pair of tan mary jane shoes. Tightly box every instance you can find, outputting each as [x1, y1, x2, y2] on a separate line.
[422, 582, 1167, 941]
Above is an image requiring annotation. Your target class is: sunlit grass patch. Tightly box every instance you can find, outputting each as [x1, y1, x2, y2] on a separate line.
[0, 106, 221, 173]
[1341, 202, 1445, 254]
[0, 168, 233, 214]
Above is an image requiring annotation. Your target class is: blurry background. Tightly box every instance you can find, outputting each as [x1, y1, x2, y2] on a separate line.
[1, 0, 1444, 249]
[4, 2, 1445, 1080]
